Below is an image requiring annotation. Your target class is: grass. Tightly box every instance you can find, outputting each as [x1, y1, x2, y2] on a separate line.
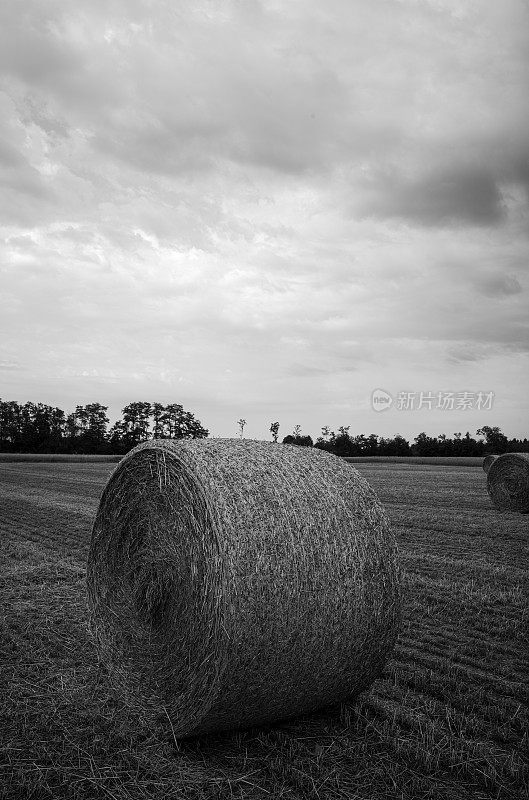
[0, 461, 527, 800]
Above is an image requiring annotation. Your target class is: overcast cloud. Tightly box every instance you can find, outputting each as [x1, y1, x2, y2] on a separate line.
[1, 0, 528, 439]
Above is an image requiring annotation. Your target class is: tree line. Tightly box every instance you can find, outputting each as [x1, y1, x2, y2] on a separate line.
[279, 425, 529, 457]
[0, 400, 208, 454]
[1, 398, 526, 456]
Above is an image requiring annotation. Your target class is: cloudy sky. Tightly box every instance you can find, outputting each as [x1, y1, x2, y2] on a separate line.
[1, 0, 528, 441]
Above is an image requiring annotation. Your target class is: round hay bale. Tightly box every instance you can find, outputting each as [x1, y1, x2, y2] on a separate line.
[87, 438, 401, 738]
[486, 452, 529, 513]
[482, 454, 498, 474]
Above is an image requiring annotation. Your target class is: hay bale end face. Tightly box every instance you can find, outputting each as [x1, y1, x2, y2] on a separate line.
[87, 439, 401, 738]
[486, 452, 529, 514]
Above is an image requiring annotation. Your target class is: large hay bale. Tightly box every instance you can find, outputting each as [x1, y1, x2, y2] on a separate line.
[482, 454, 498, 473]
[486, 452, 529, 513]
[87, 439, 401, 738]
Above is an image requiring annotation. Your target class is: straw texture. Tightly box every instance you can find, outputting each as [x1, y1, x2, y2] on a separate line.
[482, 454, 498, 474]
[486, 452, 529, 513]
[87, 438, 401, 738]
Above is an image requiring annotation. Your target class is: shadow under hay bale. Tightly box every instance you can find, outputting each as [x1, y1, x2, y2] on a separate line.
[86, 438, 401, 738]
[486, 452, 529, 514]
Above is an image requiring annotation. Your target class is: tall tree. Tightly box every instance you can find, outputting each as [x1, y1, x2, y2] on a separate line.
[164, 404, 185, 437]
[80, 403, 110, 452]
[121, 401, 152, 447]
[476, 426, 509, 454]
[365, 434, 379, 456]
[64, 405, 91, 451]
[108, 420, 128, 454]
[49, 407, 66, 447]
[179, 410, 208, 439]
[0, 400, 23, 450]
[152, 402, 166, 438]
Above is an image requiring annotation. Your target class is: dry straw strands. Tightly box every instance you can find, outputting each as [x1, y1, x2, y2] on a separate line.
[87, 438, 401, 738]
[486, 452, 529, 514]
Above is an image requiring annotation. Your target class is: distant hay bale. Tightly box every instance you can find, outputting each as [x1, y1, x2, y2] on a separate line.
[86, 438, 401, 738]
[482, 454, 498, 474]
[486, 453, 529, 513]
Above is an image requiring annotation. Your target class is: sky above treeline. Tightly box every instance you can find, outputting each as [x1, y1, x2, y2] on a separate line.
[1, 0, 528, 441]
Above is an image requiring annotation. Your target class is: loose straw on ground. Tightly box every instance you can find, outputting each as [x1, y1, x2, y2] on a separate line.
[486, 452, 529, 514]
[87, 438, 401, 738]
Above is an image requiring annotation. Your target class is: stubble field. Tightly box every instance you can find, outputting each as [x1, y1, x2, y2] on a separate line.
[0, 460, 527, 800]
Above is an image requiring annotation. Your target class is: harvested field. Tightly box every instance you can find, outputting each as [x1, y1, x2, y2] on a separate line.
[0, 453, 121, 463]
[342, 456, 484, 467]
[1, 460, 527, 800]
